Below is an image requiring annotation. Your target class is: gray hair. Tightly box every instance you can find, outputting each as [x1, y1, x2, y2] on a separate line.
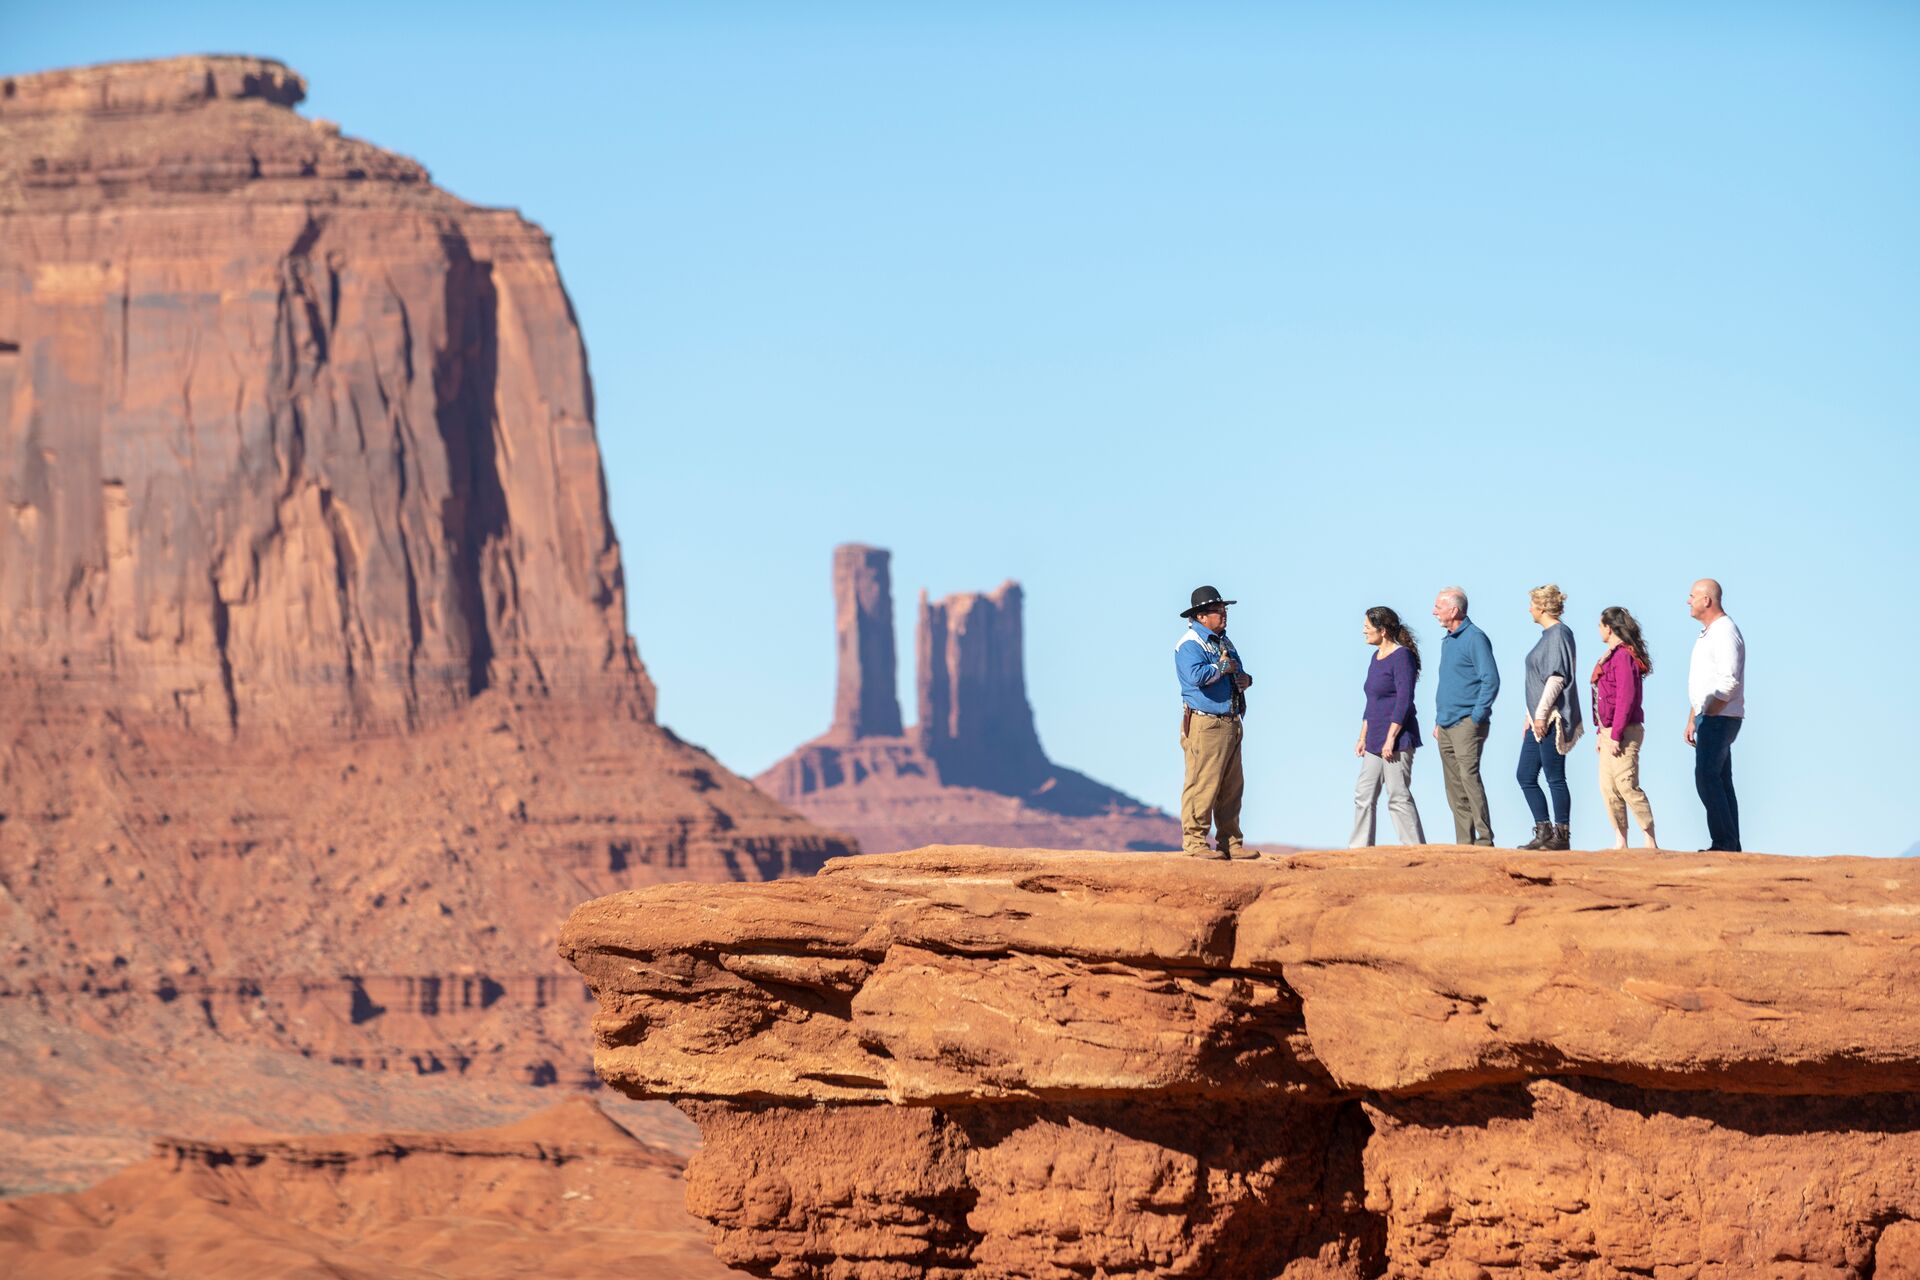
[1438, 586, 1468, 616]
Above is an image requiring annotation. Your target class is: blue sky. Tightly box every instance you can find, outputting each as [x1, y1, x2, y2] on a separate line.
[13, 3, 1918, 854]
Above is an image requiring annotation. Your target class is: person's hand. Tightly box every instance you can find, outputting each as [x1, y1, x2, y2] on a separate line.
[1684, 712, 1697, 747]
[1233, 673, 1252, 690]
[1382, 743, 1398, 762]
[1431, 726, 1442, 745]
[1355, 738, 1366, 758]
[1603, 735, 1621, 757]
[1533, 718, 1550, 741]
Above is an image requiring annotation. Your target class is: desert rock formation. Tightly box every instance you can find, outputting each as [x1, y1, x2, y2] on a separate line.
[0, 54, 850, 1191]
[759, 545, 1188, 852]
[0, 1098, 733, 1278]
[563, 846, 1920, 1278]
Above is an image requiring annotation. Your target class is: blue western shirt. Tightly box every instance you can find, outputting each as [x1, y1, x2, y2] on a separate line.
[1435, 616, 1500, 727]
[1175, 621, 1251, 714]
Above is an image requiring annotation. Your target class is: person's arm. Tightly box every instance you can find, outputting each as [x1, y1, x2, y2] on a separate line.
[1386, 650, 1415, 742]
[1533, 675, 1566, 724]
[1356, 719, 1368, 757]
[1471, 631, 1499, 724]
[1702, 624, 1739, 714]
[1176, 639, 1227, 691]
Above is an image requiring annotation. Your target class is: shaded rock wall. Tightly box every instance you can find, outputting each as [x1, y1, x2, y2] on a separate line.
[562, 847, 1920, 1278]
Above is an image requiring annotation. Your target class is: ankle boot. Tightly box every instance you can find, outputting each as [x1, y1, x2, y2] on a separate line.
[1547, 823, 1572, 851]
[1519, 821, 1553, 850]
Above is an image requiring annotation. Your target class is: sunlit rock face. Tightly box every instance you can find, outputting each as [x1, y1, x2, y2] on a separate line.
[563, 846, 1920, 1278]
[0, 57, 852, 1175]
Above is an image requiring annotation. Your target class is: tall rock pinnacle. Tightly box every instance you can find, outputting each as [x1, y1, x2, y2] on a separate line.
[916, 582, 1049, 794]
[831, 545, 903, 739]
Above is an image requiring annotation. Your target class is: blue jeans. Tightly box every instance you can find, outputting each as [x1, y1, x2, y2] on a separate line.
[1694, 715, 1742, 851]
[1516, 727, 1570, 825]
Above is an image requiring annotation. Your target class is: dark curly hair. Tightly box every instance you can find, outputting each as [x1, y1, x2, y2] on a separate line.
[1366, 605, 1421, 676]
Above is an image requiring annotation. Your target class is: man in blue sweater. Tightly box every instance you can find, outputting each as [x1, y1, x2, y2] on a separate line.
[1431, 586, 1500, 846]
[1175, 585, 1254, 860]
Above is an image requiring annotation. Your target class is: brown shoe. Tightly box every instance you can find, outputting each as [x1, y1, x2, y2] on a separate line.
[1223, 845, 1259, 860]
[1187, 848, 1228, 860]
[1518, 821, 1553, 851]
[1547, 823, 1572, 852]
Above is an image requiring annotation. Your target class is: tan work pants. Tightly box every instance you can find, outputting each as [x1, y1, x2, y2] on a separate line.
[1180, 711, 1244, 854]
[1597, 724, 1654, 833]
[1434, 717, 1495, 846]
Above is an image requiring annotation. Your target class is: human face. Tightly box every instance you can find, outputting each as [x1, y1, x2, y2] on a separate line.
[1363, 616, 1383, 646]
[1197, 607, 1226, 633]
[1599, 621, 1617, 647]
[1432, 593, 1461, 631]
[1688, 582, 1715, 621]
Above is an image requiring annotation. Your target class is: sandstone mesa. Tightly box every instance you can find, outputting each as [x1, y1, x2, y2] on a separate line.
[563, 846, 1920, 1278]
[0, 52, 842, 1244]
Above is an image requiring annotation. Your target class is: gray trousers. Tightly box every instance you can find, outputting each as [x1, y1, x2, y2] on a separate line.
[1351, 750, 1427, 847]
[1434, 717, 1495, 845]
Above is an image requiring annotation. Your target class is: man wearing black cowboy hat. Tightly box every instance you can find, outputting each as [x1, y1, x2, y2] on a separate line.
[1175, 586, 1254, 860]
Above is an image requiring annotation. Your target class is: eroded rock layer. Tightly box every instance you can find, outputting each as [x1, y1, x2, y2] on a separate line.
[0, 1098, 733, 1278]
[562, 847, 1920, 1278]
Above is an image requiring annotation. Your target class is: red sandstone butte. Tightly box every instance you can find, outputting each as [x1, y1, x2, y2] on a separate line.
[562, 846, 1920, 1278]
[758, 544, 1189, 853]
[0, 54, 850, 1193]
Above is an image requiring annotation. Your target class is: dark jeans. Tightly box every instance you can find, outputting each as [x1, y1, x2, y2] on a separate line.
[1516, 728, 1571, 825]
[1694, 714, 1743, 851]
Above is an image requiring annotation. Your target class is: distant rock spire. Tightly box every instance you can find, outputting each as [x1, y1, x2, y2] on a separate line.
[916, 582, 1049, 794]
[831, 545, 904, 739]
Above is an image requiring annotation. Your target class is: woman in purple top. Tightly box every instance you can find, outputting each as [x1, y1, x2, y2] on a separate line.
[1351, 606, 1428, 847]
[1591, 605, 1658, 849]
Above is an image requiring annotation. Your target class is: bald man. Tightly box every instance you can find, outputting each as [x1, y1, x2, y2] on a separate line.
[1686, 579, 1746, 851]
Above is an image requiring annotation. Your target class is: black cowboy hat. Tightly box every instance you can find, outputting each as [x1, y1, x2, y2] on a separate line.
[1180, 585, 1238, 619]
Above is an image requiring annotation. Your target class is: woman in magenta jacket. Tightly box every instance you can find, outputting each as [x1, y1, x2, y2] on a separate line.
[1591, 606, 1657, 849]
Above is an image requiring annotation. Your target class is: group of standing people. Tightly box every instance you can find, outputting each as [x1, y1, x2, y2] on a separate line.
[1173, 580, 1747, 858]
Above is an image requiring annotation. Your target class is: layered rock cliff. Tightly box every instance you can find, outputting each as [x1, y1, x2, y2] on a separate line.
[758, 545, 1187, 852]
[0, 54, 850, 1182]
[562, 847, 1920, 1278]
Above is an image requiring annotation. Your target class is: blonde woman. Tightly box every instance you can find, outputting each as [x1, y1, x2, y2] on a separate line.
[1516, 584, 1582, 850]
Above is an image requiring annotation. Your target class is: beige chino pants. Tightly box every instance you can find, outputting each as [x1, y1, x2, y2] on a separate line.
[1597, 723, 1655, 833]
[1434, 717, 1495, 846]
[1180, 712, 1245, 854]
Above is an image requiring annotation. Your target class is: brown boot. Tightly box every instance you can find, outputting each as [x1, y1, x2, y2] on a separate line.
[1547, 823, 1572, 851]
[1519, 821, 1553, 850]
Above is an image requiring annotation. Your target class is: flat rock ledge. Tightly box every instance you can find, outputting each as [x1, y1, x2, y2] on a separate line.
[560, 847, 1920, 1278]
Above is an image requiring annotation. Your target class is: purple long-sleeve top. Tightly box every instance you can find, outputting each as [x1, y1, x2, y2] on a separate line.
[1362, 646, 1420, 755]
[1592, 643, 1646, 735]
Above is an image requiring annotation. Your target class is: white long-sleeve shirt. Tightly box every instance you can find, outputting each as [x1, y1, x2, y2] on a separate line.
[1688, 614, 1746, 717]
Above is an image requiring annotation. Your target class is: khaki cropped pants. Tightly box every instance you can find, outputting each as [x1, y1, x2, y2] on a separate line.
[1180, 712, 1245, 854]
[1597, 723, 1655, 833]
